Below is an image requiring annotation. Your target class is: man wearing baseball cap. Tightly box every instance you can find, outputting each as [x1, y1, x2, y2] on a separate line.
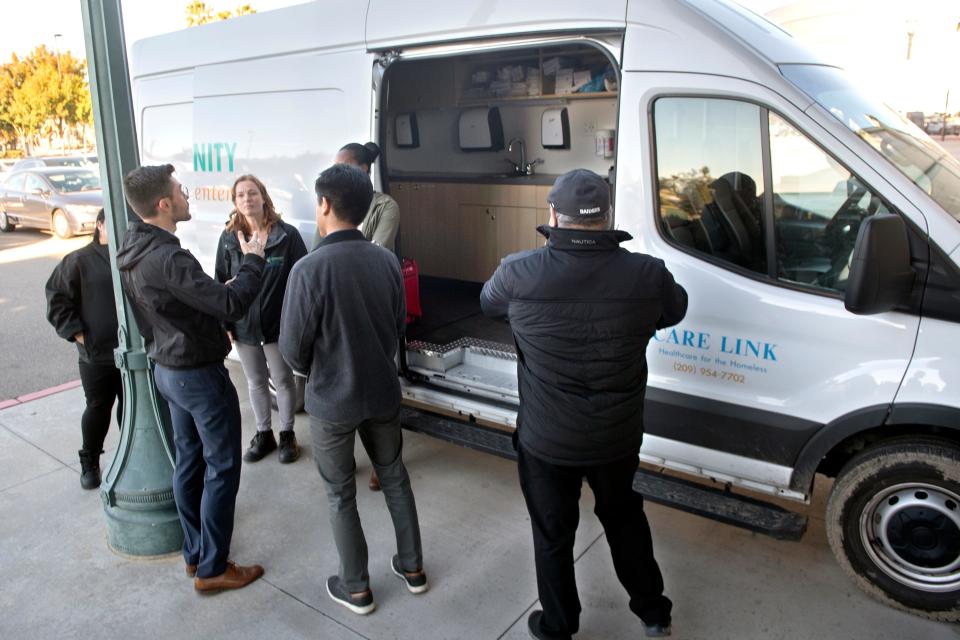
[481, 169, 687, 639]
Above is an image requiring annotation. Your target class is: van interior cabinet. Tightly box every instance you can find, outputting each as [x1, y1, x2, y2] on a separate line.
[391, 181, 544, 282]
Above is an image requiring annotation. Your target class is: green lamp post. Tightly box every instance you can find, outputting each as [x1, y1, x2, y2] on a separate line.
[80, 0, 183, 555]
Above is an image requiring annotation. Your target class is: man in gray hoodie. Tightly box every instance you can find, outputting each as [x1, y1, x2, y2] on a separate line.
[280, 164, 426, 616]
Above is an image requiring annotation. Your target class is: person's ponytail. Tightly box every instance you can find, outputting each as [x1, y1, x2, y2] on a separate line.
[362, 141, 381, 165]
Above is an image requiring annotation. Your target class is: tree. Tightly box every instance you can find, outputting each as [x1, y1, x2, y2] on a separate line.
[186, 1, 256, 26]
[0, 46, 94, 154]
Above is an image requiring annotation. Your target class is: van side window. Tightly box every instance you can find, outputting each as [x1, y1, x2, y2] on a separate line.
[653, 97, 767, 275]
[770, 113, 889, 293]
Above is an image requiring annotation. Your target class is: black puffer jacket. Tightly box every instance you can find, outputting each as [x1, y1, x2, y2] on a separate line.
[116, 221, 264, 368]
[214, 219, 307, 345]
[480, 226, 688, 466]
[45, 242, 119, 364]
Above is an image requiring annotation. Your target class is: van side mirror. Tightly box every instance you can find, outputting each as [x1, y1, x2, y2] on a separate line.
[844, 213, 915, 315]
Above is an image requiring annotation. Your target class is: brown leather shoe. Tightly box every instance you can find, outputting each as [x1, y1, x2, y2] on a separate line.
[186, 564, 197, 577]
[368, 469, 381, 491]
[194, 562, 264, 593]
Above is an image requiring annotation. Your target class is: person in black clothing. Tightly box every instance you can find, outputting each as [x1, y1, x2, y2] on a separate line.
[45, 209, 122, 490]
[215, 174, 307, 464]
[480, 169, 688, 640]
[117, 164, 266, 593]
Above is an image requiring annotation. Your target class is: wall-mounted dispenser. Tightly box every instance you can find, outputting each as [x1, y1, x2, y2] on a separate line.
[541, 108, 570, 149]
[395, 113, 419, 148]
[458, 107, 504, 151]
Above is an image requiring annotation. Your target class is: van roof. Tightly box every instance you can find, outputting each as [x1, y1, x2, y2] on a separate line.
[131, 0, 827, 79]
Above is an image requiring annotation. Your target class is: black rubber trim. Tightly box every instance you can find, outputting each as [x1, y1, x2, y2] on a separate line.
[401, 407, 807, 540]
[887, 403, 960, 429]
[644, 387, 821, 467]
[788, 405, 889, 493]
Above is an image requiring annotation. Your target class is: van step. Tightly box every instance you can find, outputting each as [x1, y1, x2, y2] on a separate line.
[400, 407, 808, 541]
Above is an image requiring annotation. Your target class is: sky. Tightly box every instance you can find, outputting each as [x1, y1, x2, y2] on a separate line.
[0, 0, 956, 112]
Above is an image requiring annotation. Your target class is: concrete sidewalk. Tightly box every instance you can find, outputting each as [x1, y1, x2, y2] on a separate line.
[0, 362, 946, 640]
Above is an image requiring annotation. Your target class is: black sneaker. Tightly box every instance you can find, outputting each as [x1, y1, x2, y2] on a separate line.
[278, 430, 299, 464]
[243, 430, 277, 462]
[390, 554, 429, 594]
[78, 449, 101, 490]
[325, 576, 375, 615]
[526, 610, 570, 640]
[643, 622, 672, 638]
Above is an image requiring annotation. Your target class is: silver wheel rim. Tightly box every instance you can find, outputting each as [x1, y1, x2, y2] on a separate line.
[53, 212, 69, 237]
[859, 482, 960, 593]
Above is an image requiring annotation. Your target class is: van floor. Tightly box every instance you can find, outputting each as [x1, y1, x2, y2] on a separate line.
[406, 276, 514, 346]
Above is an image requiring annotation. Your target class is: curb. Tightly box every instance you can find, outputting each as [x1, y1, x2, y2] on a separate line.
[0, 379, 82, 410]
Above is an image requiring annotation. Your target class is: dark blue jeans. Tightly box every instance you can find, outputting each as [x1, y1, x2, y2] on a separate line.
[154, 362, 243, 579]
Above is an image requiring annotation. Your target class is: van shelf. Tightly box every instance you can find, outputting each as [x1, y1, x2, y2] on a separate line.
[457, 91, 618, 107]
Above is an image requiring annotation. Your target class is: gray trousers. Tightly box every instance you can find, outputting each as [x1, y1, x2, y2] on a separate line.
[310, 409, 423, 592]
[234, 341, 295, 433]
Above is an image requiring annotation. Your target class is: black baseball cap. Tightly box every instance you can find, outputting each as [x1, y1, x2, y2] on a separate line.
[547, 169, 611, 219]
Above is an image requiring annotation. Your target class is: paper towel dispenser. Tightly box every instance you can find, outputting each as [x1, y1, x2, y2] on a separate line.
[395, 113, 419, 148]
[541, 108, 570, 149]
[458, 107, 504, 151]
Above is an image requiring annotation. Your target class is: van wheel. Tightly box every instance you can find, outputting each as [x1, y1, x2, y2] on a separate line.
[826, 438, 960, 621]
[52, 209, 73, 239]
[269, 374, 306, 413]
[0, 211, 14, 232]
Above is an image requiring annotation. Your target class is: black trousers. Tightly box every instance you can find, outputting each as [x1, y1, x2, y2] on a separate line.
[517, 444, 672, 638]
[77, 360, 123, 455]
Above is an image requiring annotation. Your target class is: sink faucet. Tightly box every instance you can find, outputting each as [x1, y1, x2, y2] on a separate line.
[507, 138, 525, 175]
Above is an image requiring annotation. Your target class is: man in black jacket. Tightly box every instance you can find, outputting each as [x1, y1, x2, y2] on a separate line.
[481, 169, 687, 639]
[46, 209, 121, 490]
[117, 164, 266, 593]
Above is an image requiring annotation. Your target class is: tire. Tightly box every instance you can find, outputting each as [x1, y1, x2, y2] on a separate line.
[0, 210, 14, 232]
[826, 438, 960, 621]
[269, 373, 306, 413]
[52, 209, 73, 239]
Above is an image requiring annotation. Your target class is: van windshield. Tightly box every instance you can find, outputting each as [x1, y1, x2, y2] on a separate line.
[780, 64, 960, 222]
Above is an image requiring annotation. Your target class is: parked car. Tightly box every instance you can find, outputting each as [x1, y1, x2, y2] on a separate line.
[925, 118, 960, 136]
[0, 159, 17, 182]
[9, 155, 91, 172]
[0, 167, 102, 238]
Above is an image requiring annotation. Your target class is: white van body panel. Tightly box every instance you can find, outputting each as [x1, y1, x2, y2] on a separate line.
[623, 0, 822, 78]
[894, 317, 960, 412]
[616, 72, 921, 424]
[131, 2, 367, 78]
[365, 0, 628, 49]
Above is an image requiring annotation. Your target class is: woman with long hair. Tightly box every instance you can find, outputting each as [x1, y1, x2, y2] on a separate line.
[46, 209, 122, 489]
[215, 175, 307, 464]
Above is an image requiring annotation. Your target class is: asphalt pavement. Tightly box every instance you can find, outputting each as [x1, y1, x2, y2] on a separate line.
[0, 228, 88, 400]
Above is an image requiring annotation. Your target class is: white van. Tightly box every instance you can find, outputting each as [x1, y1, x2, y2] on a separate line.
[132, 0, 960, 620]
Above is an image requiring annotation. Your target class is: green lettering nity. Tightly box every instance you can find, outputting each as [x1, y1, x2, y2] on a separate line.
[193, 143, 206, 171]
[192, 142, 239, 172]
[226, 143, 236, 171]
